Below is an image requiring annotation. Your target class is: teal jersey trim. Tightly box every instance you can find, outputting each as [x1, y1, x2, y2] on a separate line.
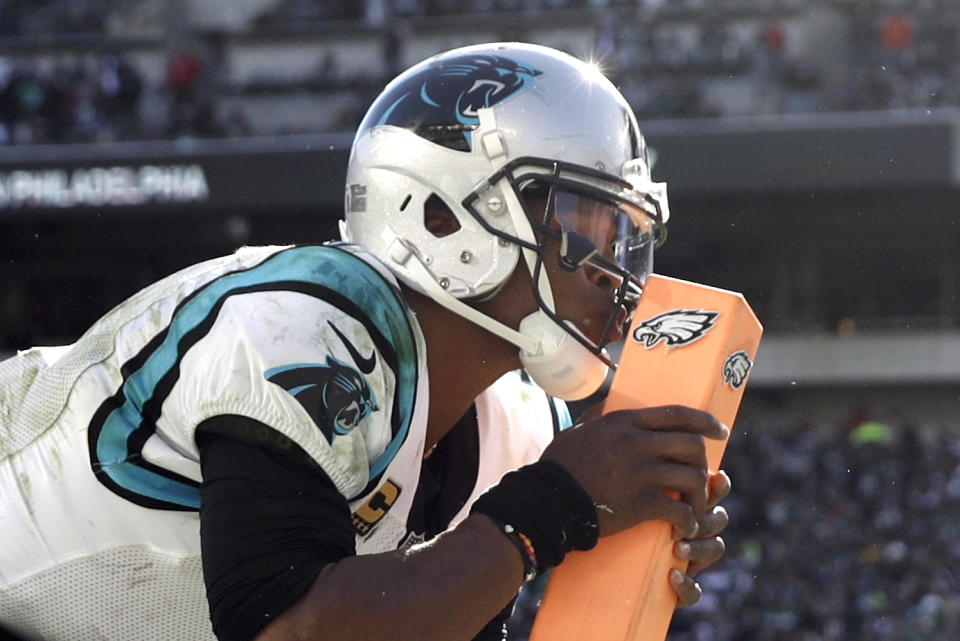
[552, 397, 573, 431]
[92, 245, 418, 510]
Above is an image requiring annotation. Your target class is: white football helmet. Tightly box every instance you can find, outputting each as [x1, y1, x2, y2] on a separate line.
[340, 42, 669, 400]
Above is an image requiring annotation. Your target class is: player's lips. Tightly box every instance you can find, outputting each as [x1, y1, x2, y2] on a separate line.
[605, 315, 626, 344]
[580, 308, 625, 346]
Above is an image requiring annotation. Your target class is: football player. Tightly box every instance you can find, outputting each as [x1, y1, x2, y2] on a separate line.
[0, 43, 730, 641]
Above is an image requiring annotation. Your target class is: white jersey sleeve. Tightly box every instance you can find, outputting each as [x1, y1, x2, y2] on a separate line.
[0, 244, 430, 641]
[87, 243, 426, 507]
[448, 370, 572, 527]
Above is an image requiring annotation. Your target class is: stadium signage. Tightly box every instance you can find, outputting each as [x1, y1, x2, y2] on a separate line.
[0, 164, 209, 209]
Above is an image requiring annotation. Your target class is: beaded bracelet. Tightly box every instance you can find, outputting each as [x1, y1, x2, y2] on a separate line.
[500, 523, 539, 582]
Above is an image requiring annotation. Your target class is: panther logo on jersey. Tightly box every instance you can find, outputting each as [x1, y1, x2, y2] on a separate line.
[265, 322, 379, 443]
[359, 53, 542, 150]
[631, 309, 720, 349]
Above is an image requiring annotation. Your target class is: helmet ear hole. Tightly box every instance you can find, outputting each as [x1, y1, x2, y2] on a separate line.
[424, 193, 461, 238]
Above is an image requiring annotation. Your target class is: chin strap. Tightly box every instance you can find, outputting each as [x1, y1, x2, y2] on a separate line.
[477, 107, 556, 314]
[380, 226, 607, 400]
[381, 227, 540, 355]
[373, 107, 608, 400]
[518, 312, 609, 401]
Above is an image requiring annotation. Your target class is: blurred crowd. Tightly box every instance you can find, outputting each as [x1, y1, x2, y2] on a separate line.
[254, 0, 780, 24]
[505, 409, 960, 640]
[0, 0, 959, 138]
[600, 5, 960, 119]
[509, 410, 960, 641]
[672, 411, 960, 641]
[3, 0, 960, 143]
[0, 47, 247, 145]
[0, 54, 144, 145]
[0, 0, 111, 36]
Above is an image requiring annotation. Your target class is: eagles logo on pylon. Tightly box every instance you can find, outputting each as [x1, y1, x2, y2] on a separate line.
[631, 309, 719, 349]
[722, 350, 753, 389]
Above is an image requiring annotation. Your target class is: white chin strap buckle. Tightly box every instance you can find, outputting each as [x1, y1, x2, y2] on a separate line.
[518, 311, 608, 401]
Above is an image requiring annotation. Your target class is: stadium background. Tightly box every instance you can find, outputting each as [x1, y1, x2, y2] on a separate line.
[1, 1, 959, 639]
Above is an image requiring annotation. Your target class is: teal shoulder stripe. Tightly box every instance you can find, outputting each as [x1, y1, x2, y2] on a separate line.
[96, 245, 418, 508]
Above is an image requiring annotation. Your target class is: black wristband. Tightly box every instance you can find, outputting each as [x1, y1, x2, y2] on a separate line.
[470, 459, 598, 572]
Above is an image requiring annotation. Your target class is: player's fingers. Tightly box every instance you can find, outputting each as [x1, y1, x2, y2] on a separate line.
[706, 470, 732, 509]
[695, 505, 729, 539]
[638, 462, 710, 516]
[642, 493, 698, 538]
[675, 535, 726, 578]
[669, 568, 703, 608]
[620, 405, 728, 440]
[638, 430, 709, 469]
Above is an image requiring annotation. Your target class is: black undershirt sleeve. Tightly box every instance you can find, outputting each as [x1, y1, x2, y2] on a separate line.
[197, 412, 515, 641]
[197, 415, 355, 641]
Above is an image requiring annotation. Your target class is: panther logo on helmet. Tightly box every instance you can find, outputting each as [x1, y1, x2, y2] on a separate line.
[359, 54, 542, 150]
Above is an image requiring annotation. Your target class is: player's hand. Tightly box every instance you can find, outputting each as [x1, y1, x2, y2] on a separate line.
[670, 470, 732, 607]
[540, 405, 728, 538]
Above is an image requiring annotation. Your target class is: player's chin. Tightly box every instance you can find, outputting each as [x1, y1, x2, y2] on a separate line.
[611, 305, 630, 340]
[578, 311, 624, 347]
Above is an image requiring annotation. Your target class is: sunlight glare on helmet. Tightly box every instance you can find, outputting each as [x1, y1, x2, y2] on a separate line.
[580, 57, 609, 87]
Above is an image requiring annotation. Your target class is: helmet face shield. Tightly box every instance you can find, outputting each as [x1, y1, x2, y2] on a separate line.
[461, 155, 669, 357]
[548, 187, 655, 352]
[552, 188, 658, 287]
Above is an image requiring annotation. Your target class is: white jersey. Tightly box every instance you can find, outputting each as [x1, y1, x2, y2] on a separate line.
[0, 244, 563, 641]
